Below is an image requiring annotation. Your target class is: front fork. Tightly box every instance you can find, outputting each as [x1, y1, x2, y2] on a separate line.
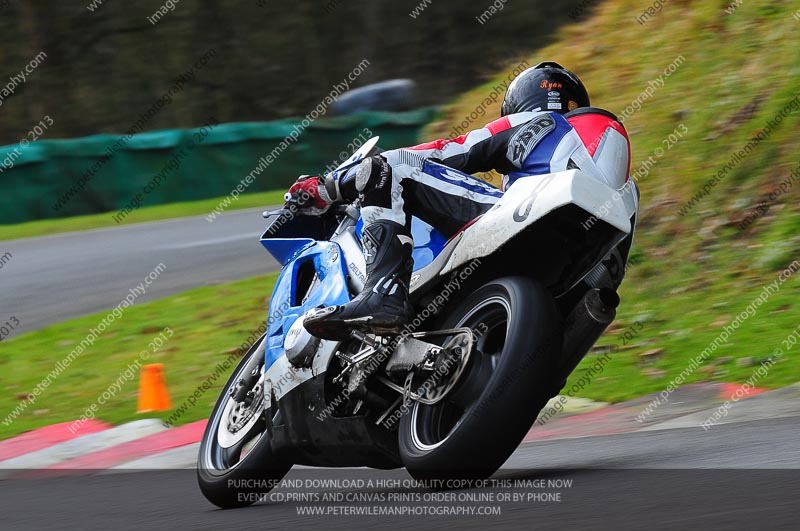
[230, 335, 266, 403]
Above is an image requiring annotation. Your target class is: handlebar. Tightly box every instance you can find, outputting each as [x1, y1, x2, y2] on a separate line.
[283, 190, 314, 209]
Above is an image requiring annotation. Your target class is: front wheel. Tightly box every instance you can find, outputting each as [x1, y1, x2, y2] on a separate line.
[197, 334, 291, 508]
[399, 277, 562, 479]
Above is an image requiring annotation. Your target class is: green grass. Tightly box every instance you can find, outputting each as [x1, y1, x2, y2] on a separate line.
[0, 274, 278, 440]
[0, 190, 288, 242]
[429, 0, 800, 402]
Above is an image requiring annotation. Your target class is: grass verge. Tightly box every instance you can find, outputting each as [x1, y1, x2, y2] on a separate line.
[0, 274, 277, 440]
[0, 190, 287, 242]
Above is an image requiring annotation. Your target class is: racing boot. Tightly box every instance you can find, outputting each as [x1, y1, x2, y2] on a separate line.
[304, 220, 415, 341]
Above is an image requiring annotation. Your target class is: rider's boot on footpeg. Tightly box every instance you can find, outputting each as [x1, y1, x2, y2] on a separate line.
[304, 220, 414, 341]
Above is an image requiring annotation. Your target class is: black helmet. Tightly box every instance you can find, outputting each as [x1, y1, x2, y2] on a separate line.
[501, 61, 590, 116]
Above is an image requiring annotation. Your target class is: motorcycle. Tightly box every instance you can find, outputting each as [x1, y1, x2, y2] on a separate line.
[197, 137, 639, 508]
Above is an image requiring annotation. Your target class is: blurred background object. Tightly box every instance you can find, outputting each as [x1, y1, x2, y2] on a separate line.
[330, 79, 416, 115]
[0, 0, 589, 143]
[0, 0, 591, 223]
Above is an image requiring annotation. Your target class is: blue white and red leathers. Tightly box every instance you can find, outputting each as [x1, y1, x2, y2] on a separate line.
[341, 108, 631, 238]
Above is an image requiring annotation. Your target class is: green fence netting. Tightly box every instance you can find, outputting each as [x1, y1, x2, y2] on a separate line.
[0, 108, 438, 224]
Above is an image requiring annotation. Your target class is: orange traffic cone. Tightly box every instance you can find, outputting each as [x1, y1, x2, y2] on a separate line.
[137, 363, 172, 413]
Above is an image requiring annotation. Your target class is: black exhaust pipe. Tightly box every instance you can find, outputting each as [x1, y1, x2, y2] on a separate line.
[557, 288, 620, 380]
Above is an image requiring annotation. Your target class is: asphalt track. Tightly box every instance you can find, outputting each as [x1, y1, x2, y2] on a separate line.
[1, 208, 281, 336]
[2, 416, 798, 531]
[3, 210, 799, 530]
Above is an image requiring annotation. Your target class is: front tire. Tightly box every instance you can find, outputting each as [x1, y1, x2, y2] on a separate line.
[197, 334, 291, 508]
[399, 277, 562, 479]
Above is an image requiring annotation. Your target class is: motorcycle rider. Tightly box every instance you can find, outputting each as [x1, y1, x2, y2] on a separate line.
[287, 62, 632, 340]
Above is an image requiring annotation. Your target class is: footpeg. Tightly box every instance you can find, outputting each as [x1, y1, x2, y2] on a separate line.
[335, 331, 383, 365]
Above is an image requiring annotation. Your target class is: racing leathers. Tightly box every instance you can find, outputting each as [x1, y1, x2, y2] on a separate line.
[302, 108, 631, 340]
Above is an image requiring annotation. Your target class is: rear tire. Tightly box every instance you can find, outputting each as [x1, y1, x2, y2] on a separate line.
[197, 334, 291, 508]
[399, 277, 562, 480]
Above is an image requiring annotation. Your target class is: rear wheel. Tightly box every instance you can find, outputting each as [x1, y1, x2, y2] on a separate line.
[197, 334, 291, 508]
[399, 277, 562, 479]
